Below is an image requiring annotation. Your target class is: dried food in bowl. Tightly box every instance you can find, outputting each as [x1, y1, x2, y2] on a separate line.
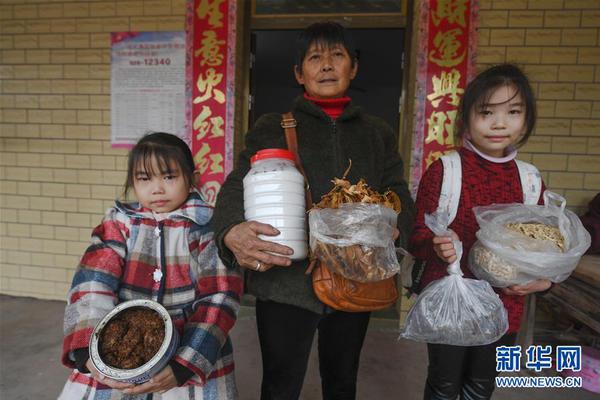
[89, 299, 179, 384]
[99, 307, 164, 369]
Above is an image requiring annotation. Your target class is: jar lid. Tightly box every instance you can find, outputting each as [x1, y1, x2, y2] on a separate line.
[251, 148, 295, 164]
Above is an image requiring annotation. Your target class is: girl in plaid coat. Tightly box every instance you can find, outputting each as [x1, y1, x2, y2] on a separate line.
[59, 132, 242, 400]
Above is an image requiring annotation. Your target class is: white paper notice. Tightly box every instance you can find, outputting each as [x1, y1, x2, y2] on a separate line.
[111, 32, 187, 147]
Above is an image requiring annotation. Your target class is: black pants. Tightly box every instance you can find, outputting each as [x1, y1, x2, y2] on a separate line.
[255, 299, 371, 400]
[424, 333, 517, 400]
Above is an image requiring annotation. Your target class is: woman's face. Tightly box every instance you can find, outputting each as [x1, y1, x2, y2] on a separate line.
[294, 42, 357, 99]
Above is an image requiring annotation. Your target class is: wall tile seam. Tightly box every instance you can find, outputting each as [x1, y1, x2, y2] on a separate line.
[2, 179, 120, 185]
[3, 15, 179, 25]
[8, 47, 109, 51]
[9, 106, 109, 112]
[0, 198, 106, 208]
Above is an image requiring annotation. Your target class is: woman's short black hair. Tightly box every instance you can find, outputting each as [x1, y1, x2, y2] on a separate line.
[456, 63, 537, 147]
[295, 21, 357, 70]
[123, 132, 196, 197]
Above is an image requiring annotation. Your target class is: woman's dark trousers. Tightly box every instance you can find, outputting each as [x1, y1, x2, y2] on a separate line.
[255, 299, 371, 400]
[424, 333, 517, 400]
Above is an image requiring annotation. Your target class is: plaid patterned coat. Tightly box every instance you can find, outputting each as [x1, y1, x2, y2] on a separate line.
[59, 192, 242, 400]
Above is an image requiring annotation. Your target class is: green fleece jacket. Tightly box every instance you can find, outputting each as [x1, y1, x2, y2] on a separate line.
[211, 95, 415, 314]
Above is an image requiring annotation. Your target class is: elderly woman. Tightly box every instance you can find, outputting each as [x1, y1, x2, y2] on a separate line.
[212, 22, 414, 400]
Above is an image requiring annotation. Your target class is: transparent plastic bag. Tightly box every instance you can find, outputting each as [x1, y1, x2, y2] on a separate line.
[400, 210, 508, 346]
[469, 191, 591, 287]
[308, 203, 400, 282]
[398, 247, 416, 289]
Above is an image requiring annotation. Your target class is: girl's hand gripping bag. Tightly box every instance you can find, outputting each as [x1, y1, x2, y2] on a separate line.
[400, 210, 508, 346]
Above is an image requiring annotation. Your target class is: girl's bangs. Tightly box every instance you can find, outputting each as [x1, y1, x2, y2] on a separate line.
[135, 147, 179, 177]
[475, 83, 523, 110]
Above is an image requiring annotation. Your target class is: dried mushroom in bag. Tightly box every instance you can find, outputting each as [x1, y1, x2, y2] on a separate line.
[309, 161, 402, 282]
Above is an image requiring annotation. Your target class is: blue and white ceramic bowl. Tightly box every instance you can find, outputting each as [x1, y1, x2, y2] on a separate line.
[89, 299, 179, 384]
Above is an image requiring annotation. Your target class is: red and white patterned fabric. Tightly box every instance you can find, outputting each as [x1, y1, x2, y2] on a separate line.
[59, 191, 242, 400]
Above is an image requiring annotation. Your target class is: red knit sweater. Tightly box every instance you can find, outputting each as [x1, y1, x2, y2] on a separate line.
[304, 93, 351, 119]
[409, 147, 545, 333]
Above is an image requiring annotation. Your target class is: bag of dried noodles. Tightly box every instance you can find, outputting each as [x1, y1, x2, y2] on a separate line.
[468, 191, 591, 287]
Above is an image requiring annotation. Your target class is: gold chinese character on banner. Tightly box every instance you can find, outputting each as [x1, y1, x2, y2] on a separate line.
[193, 105, 225, 139]
[432, 0, 467, 27]
[197, 0, 225, 28]
[426, 69, 464, 108]
[426, 110, 456, 146]
[194, 68, 225, 104]
[207, 153, 224, 174]
[194, 143, 224, 175]
[195, 31, 225, 66]
[429, 28, 466, 67]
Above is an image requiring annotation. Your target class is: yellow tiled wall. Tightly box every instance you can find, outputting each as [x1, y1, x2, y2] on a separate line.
[477, 0, 600, 212]
[1, 0, 599, 301]
[1, 0, 187, 299]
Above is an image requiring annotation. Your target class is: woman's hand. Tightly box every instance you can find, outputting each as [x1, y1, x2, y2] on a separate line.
[501, 279, 552, 296]
[224, 221, 293, 272]
[432, 230, 460, 263]
[122, 365, 178, 395]
[85, 359, 134, 390]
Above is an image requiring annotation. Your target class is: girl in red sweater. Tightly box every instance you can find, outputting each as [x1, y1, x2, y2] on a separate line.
[409, 64, 552, 400]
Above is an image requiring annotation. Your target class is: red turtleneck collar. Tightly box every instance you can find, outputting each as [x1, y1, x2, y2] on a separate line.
[304, 93, 351, 120]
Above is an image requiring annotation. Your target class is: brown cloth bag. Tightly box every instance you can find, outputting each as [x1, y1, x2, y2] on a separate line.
[281, 112, 399, 312]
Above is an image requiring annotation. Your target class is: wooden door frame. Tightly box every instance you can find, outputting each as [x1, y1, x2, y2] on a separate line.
[233, 1, 416, 169]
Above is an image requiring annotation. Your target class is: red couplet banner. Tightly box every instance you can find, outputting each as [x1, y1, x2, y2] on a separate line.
[410, 0, 479, 196]
[187, 0, 237, 205]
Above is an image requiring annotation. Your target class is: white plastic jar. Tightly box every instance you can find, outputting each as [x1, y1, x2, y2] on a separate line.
[243, 148, 307, 260]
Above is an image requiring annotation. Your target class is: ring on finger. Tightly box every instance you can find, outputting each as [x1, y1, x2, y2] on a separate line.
[255, 260, 262, 271]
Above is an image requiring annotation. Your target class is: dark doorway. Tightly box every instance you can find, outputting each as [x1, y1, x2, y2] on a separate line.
[250, 29, 404, 132]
